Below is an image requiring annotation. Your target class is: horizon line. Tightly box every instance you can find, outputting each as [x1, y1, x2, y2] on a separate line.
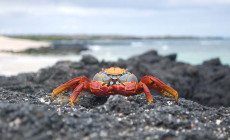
[2, 34, 229, 39]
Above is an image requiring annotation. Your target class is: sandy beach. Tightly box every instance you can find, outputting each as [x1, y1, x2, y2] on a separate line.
[0, 36, 50, 75]
[0, 52, 82, 76]
[0, 36, 82, 76]
[0, 35, 50, 52]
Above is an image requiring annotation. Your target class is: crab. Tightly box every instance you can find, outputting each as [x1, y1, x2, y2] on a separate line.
[51, 67, 178, 106]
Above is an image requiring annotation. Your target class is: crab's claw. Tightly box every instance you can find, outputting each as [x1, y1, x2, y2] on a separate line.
[141, 76, 178, 103]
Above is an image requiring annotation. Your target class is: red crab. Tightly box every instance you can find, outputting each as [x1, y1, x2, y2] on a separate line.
[51, 67, 178, 106]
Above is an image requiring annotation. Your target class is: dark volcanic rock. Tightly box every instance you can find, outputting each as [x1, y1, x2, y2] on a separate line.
[0, 50, 230, 107]
[138, 50, 162, 63]
[0, 50, 230, 140]
[81, 55, 99, 65]
[203, 58, 222, 66]
[165, 53, 177, 61]
[15, 43, 88, 55]
[0, 89, 229, 140]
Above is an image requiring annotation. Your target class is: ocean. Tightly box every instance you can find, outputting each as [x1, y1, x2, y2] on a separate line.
[0, 39, 229, 76]
[62, 39, 230, 65]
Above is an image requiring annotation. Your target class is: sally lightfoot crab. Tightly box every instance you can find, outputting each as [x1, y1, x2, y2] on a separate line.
[51, 67, 178, 106]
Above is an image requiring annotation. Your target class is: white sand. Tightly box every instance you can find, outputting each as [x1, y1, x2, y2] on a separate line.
[0, 52, 82, 76]
[0, 35, 50, 51]
[0, 35, 81, 76]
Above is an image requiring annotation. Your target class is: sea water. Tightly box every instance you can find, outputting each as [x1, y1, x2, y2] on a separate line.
[73, 39, 230, 65]
[0, 39, 229, 76]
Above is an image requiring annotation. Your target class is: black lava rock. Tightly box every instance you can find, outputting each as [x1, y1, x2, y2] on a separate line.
[81, 55, 99, 65]
[165, 53, 177, 61]
[0, 51, 230, 140]
[15, 43, 88, 55]
[0, 89, 229, 140]
[139, 50, 162, 63]
[203, 58, 222, 66]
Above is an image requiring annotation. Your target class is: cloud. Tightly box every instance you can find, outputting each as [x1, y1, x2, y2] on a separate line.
[57, 6, 157, 17]
[1, 0, 230, 18]
[168, 0, 230, 6]
[0, 0, 229, 36]
[0, 2, 156, 18]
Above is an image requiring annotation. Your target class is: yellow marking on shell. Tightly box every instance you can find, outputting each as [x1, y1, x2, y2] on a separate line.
[104, 67, 126, 75]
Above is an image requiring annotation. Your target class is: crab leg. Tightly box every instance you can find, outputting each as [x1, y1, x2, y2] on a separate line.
[140, 82, 154, 104]
[140, 76, 178, 103]
[69, 83, 84, 106]
[51, 77, 88, 102]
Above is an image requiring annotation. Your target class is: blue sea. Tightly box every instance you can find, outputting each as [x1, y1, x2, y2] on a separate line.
[1, 39, 229, 76]
[55, 39, 230, 65]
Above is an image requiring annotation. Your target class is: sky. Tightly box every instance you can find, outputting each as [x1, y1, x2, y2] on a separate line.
[0, 0, 230, 37]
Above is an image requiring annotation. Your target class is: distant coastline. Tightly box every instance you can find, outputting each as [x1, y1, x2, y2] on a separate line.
[7, 35, 224, 41]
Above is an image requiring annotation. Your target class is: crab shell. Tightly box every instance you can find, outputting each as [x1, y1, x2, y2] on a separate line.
[93, 67, 138, 86]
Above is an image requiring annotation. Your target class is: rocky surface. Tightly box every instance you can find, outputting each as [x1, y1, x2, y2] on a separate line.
[0, 50, 230, 140]
[1, 50, 229, 107]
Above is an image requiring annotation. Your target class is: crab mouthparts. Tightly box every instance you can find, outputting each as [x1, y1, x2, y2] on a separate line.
[109, 80, 120, 86]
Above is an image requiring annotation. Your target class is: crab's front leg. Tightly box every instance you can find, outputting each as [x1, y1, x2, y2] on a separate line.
[140, 76, 178, 102]
[51, 76, 90, 104]
[69, 81, 113, 106]
[135, 82, 154, 104]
